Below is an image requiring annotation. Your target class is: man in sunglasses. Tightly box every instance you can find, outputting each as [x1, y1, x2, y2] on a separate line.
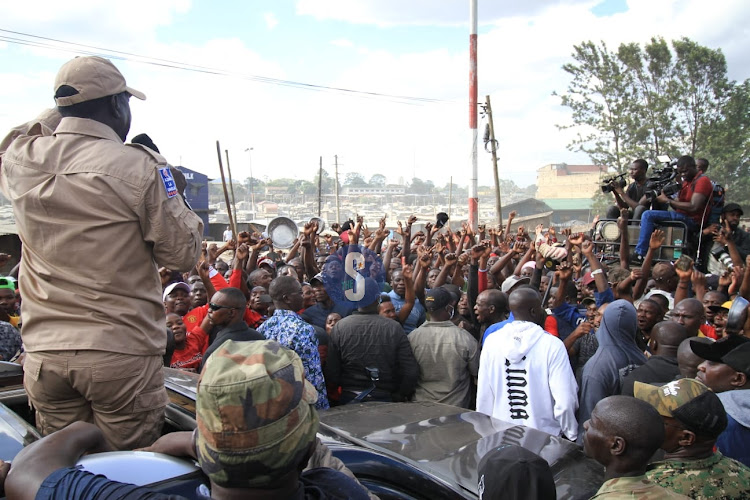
[199, 288, 264, 371]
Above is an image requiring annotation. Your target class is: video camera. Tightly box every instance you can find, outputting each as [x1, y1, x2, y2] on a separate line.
[644, 156, 681, 202]
[600, 172, 627, 193]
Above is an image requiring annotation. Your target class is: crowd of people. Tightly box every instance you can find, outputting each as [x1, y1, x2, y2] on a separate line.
[0, 56, 749, 499]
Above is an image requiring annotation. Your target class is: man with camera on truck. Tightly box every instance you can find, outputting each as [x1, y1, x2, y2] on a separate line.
[606, 159, 667, 221]
[631, 155, 713, 266]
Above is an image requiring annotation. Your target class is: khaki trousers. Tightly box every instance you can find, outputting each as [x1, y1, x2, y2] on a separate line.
[24, 350, 168, 450]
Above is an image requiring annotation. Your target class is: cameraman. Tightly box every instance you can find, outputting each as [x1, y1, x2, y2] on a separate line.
[607, 159, 666, 220]
[708, 203, 750, 271]
[631, 155, 712, 265]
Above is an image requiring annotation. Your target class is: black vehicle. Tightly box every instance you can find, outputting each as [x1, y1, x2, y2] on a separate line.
[0, 367, 604, 500]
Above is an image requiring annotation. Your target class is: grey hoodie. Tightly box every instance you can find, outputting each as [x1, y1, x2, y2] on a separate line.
[577, 300, 646, 441]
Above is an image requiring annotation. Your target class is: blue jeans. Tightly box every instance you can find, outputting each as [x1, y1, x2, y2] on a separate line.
[634, 210, 696, 256]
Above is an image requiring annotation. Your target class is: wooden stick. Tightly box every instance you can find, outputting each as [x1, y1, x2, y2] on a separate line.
[225, 149, 239, 234]
[216, 140, 237, 241]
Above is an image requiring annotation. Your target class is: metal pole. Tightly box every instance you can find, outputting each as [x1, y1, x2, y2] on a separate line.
[244, 147, 255, 217]
[485, 95, 502, 224]
[225, 149, 239, 226]
[216, 141, 237, 240]
[448, 176, 453, 218]
[469, 0, 479, 231]
[317, 156, 323, 217]
[334, 155, 340, 223]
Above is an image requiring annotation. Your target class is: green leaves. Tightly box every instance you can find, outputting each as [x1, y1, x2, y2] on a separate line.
[557, 36, 750, 207]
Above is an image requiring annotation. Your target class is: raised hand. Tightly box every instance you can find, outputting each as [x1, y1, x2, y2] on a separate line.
[567, 233, 584, 246]
[649, 229, 665, 250]
[581, 239, 595, 256]
[556, 261, 573, 281]
[444, 253, 458, 266]
[235, 243, 249, 261]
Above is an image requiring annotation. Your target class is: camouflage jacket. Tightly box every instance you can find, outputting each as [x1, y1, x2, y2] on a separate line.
[646, 452, 750, 499]
[591, 475, 689, 499]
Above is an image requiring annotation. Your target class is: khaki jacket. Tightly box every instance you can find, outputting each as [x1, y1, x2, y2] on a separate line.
[0, 114, 202, 355]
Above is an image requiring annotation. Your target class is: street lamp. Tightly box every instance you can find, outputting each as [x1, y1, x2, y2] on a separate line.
[244, 147, 255, 217]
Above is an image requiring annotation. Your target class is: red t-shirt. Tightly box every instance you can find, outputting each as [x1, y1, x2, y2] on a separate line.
[170, 327, 209, 371]
[677, 174, 712, 224]
[183, 268, 244, 332]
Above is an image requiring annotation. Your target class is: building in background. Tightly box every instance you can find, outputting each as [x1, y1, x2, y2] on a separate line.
[176, 166, 209, 235]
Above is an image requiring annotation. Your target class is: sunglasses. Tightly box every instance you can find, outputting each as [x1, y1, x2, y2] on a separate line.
[208, 302, 237, 312]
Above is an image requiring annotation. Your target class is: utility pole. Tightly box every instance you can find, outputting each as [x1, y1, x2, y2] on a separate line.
[334, 155, 340, 224]
[484, 95, 502, 224]
[317, 156, 323, 217]
[244, 147, 255, 217]
[448, 176, 453, 218]
[468, 0, 479, 231]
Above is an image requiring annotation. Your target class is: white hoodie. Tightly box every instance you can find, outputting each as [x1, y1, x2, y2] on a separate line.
[477, 320, 579, 440]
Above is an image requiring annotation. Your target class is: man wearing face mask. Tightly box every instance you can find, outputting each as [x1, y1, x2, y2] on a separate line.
[408, 287, 479, 409]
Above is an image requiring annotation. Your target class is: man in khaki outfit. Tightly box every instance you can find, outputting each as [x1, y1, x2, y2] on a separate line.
[0, 56, 203, 449]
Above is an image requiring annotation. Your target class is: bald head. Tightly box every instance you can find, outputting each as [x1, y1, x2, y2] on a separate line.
[652, 263, 677, 292]
[508, 288, 543, 325]
[672, 298, 705, 336]
[651, 321, 689, 356]
[215, 287, 248, 309]
[591, 396, 665, 466]
[677, 337, 710, 379]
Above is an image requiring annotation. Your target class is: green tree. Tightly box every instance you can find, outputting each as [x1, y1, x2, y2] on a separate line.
[617, 37, 677, 158]
[369, 174, 387, 187]
[555, 41, 639, 173]
[344, 172, 367, 186]
[312, 169, 338, 194]
[559, 37, 750, 211]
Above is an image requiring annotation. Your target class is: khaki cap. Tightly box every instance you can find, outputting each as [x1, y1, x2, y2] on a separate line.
[54, 56, 146, 106]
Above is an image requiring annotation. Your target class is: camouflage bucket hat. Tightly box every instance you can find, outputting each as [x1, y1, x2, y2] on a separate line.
[196, 340, 319, 488]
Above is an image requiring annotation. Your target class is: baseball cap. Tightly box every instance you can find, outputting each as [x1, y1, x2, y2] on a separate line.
[477, 445, 556, 500]
[309, 273, 325, 286]
[501, 275, 530, 294]
[690, 335, 750, 375]
[196, 340, 319, 488]
[581, 297, 596, 307]
[581, 271, 595, 287]
[257, 257, 276, 270]
[424, 287, 453, 312]
[634, 379, 727, 438]
[163, 282, 190, 301]
[54, 56, 146, 107]
[707, 301, 732, 314]
[722, 202, 743, 215]
[0, 277, 16, 291]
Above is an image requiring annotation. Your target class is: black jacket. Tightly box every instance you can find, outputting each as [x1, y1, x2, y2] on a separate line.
[325, 311, 418, 400]
[200, 322, 264, 371]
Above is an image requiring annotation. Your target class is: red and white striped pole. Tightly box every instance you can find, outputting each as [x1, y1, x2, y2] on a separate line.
[468, 0, 479, 231]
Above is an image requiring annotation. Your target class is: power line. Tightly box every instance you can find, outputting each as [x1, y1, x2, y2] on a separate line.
[0, 28, 450, 105]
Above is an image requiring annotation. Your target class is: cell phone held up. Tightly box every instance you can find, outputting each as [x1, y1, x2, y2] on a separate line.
[675, 254, 694, 272]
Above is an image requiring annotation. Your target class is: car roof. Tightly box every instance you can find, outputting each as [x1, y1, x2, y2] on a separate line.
[319, 402, 603, 499]
[163, 369, 602, 499]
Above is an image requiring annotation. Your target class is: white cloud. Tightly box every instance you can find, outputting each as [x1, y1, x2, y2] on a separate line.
[296, 0, 596, 26]
[2, 0, 749, 194]
[330, 39, 354, 48]
[264, 12, 279, 30]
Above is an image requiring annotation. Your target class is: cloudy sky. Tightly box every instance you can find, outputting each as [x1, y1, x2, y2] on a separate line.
[1, 0, 748, 192]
